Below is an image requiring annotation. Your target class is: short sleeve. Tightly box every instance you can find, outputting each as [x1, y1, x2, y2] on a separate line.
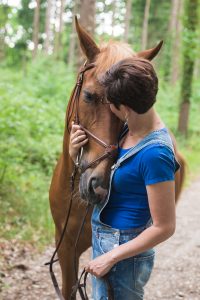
[140, 145, 176, 185]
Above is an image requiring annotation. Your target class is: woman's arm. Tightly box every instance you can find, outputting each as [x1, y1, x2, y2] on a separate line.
[85, 180, 176, 277]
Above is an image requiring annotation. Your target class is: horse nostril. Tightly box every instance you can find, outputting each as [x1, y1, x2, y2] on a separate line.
[89, 177, 98, 192]
[88, 176, 108, 201]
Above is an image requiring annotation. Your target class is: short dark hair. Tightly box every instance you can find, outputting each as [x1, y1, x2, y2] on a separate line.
[99, 57, 158, 114]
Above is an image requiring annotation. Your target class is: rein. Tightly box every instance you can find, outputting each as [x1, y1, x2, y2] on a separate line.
[46, 61, 121, 300]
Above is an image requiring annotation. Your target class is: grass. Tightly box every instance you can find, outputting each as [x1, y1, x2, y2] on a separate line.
[0, 56, 200, 246]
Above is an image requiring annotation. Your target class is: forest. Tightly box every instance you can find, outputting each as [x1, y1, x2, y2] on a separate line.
[0, 0, 200, 245]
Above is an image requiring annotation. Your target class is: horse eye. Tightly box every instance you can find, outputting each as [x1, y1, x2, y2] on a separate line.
[83, 90, 96, 103]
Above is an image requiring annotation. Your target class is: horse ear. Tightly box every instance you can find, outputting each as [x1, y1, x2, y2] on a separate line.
[137, 41, 163, 60]
[75, 16, 100, 61]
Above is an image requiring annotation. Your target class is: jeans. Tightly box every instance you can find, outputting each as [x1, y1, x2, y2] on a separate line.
[92, 225, 155, 300]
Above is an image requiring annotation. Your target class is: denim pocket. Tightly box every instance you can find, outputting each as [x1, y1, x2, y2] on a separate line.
[96, 232, 118, 254]
[134, 250, 155, 292]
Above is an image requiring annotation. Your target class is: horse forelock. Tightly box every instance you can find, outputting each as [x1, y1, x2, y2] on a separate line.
[95, 41, 135, 76]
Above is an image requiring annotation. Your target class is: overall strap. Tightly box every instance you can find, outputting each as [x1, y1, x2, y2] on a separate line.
[116, 138, 174, 167]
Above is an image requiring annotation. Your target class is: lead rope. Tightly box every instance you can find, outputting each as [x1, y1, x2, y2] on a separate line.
[45, 164, 78, 300]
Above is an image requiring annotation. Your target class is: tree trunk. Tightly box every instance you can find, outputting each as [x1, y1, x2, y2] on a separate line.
[194, 28, 200, 77]
[111, 0, 116, 36]
[44, 0, 52, 54]
[54, 0, 65, 59]
[141, 0, 151, 50]
[80, 0, 96, 36]
[68, 1, 78, 66]
[124, 0, 132, 42]
[178, 0, 199, 135]
[0, 32, 6, 61]
[77, 0, 96, 67]
[169, 0, 183, 84]
[169, 0, 180, 32]
[32, 0, 40, 59]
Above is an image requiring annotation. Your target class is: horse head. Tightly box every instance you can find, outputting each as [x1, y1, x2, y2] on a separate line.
[66, 17, 163, 205]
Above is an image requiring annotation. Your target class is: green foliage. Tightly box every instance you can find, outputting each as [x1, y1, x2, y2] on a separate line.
[18, 0, 46, 43]
[180, 0, 199, 102]
[0, 57, 75, 243]
[0, 3, 11, 28]
[156, 75, 200, 180]
[156, 73, 200, 135]
[129, 0, 144, 49]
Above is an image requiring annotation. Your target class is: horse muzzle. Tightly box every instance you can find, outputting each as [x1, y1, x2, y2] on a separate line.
[79, 171, 109, 204]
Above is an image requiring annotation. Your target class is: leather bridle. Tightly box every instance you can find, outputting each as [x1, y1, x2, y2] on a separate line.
[46, 61, 125, 300]
[66, 60, 118, 173]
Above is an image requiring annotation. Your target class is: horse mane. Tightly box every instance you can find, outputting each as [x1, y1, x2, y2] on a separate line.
[95, 41, 135, 75]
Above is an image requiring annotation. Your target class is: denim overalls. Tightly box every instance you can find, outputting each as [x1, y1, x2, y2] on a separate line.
[91, 128, 178, 300]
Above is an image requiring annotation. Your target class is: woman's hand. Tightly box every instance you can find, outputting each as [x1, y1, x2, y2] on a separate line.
[84, 252, 116, 278]
[69, 122, 88, 162]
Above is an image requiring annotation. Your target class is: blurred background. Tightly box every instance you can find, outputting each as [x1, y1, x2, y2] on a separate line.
[0, 0, 200, 247]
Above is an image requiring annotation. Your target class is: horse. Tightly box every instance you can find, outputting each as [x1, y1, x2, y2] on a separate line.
[49, 17, 185, 300]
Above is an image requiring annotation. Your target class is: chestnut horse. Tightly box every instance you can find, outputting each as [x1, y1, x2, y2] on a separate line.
[49, 18, 185, 300]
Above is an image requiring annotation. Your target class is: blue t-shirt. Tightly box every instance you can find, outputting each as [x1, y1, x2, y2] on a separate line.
[101, 140, 179, 229]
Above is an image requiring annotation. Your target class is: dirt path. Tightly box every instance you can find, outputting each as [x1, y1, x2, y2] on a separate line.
[0, 177, 200, 300]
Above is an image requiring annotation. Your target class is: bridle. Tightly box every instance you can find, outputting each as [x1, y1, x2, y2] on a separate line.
[66, 60, 119, 173]
[46, 61, 125, 300]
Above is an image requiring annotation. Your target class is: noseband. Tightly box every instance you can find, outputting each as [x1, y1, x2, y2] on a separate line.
[46, 61, 126, 300]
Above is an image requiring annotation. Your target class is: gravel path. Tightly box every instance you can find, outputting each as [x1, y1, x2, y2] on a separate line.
[0, 177, 200, 300]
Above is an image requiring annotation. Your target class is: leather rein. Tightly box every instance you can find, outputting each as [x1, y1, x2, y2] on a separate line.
[45, 61, 122, 300]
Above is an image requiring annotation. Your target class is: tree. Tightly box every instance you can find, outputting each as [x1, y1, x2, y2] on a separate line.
[0, 3, 11, 61]
[32, 0, 41, 58]
[169, 0, 183, 84]
[68, 0, 78, 66]
[124, 0, 132, 42]
[44, 0, 52, 54]
[141, 0, 151, 50]
[111, 0, 116, 36]
[178, 0, 199, 135]
[80, 0, 96, 36]
[77, 0, 96, 67]
[54, 0, 65, 59]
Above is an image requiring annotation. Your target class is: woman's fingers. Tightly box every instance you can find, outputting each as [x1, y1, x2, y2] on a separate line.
[71, 123, 87, 140]
[72, 139, 88, 150]
[78, 139, 89, 147]
[69, 122, 88, 162]
[72, 134, 88, 145]
[71, 130, 86, 140]
[71, 123, 82, 134]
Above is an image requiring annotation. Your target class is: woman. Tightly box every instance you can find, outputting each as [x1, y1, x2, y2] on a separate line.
[69, 57, 180, 300]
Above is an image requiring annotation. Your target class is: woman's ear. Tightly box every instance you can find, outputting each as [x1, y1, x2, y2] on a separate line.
[119, 105, 130, 121]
